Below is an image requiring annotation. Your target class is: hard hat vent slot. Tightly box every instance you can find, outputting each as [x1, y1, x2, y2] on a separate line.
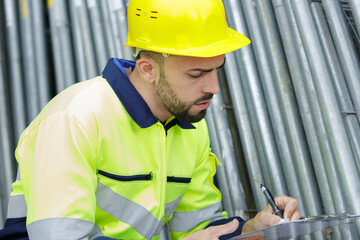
[135, 8, 141, 16]
[151, 11, 158, 19]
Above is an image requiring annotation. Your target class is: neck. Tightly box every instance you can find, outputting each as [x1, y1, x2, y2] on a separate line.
[128, 68, 171, 122]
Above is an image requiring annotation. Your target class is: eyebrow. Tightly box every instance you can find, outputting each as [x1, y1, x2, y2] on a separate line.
[188, 57, 227, 72]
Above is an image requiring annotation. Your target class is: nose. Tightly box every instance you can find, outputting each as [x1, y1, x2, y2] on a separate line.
[203, 70, 220, 94]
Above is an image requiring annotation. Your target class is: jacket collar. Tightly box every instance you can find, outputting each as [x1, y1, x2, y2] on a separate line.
[102, 58, 195, 129]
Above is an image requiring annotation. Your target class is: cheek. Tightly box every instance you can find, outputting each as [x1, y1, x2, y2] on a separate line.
[176, 87, 199, 103]
[165, 73, 204, 101]
[178, 79, 204, 96]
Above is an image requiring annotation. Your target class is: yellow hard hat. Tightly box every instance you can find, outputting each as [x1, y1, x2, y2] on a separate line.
[125, 0, 251, 57]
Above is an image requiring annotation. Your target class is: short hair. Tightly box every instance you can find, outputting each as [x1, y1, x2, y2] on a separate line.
[136, 50, 165, 67]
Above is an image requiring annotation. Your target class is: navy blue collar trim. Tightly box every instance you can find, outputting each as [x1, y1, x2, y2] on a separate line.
[102, 58, 195, 129]
[176, 119, 195, 129]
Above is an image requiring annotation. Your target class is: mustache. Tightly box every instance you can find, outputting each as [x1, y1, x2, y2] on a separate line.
[194, 93, 213, 104]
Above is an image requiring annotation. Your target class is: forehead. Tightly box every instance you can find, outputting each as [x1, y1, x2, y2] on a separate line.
[164, 54, 225, 71]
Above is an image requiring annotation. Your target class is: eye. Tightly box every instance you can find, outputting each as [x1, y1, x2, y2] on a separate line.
[188, 73, 203, 79]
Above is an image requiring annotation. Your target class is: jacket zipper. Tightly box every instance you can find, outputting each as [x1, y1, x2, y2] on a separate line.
[98, 170, 152, 181]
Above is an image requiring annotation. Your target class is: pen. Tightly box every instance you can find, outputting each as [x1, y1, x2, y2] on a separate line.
[260, 184, 283, 219]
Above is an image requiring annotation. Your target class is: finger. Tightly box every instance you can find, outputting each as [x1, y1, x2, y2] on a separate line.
[283, 199, 299, 221]
[211, 219, 239, 237]
[275, 195, 299, 221]
[290, 209, 302, 221]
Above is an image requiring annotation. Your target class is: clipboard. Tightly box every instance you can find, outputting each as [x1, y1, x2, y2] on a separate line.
[229, 214, 360, 240]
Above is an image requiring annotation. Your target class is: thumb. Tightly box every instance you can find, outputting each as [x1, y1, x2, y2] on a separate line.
[215, 219, 239, 237]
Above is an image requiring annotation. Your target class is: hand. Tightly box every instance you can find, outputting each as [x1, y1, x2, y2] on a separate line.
[181, 219, 239, 240]
[241, 195, 301, 234]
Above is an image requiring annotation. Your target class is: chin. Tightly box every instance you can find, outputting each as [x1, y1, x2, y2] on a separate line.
[187, 110, 207, 123]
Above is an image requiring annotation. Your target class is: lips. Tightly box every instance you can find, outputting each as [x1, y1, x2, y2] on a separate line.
[195, 101, 210, 109]
[194, 94, 213, 110]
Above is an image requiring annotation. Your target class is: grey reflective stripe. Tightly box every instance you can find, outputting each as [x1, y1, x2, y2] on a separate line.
[27, 217, 103, 240]
[164, 196, 183, 218]
[153, 219, 164, 237]
[96, 180, 161, 239]
[89, 224, 104, 240]
[7, 194, 27, 218]
[168, 201, 224, 232]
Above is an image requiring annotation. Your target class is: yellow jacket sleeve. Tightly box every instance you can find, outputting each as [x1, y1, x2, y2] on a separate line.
[16, 111, 98, 233]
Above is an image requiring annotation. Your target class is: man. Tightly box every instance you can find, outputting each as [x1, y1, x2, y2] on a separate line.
[0, 0, 301, 239]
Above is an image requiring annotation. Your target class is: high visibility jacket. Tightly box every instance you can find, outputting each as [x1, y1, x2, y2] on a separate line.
[1, 59, 245, 239]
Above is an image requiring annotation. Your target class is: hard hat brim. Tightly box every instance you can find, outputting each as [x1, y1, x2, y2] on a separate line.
[125, 27, 251, 58]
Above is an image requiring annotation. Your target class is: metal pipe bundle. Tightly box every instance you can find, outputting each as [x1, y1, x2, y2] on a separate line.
[47, 0, 76, 92]
[224, 0, 289, 200]
[209, 82, 248, 220]
[4, 0, 26, 141]
[19, 0, 40, 122]
[223, 0, 360, 238]
[290, 0, 360, 215]
[311, 2, 360, 170]
[31, 0, 50, 109]
[350, 0, 360, 37]
[223, 51, 268, 212]
[323, 0, 360, 123]
[270, 0, 359, 238]
[87, 0, 108, 72]
[0, 0, 16, 229]
[69, 0, 97, 81]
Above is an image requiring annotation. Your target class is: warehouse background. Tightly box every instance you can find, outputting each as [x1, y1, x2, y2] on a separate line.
[0, 0, 360, 239]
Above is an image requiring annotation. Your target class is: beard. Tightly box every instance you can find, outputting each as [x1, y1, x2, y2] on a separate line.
[155, 70, 213, 123]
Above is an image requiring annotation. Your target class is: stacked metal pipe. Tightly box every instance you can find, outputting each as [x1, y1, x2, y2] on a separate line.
[0, 0, 359, 238]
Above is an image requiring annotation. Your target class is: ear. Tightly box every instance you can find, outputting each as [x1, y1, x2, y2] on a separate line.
[136, 56, 159, 84]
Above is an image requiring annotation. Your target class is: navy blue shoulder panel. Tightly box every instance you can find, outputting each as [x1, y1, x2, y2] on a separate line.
[206, 216, 246, 240]
[0, 217, 29, 240]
